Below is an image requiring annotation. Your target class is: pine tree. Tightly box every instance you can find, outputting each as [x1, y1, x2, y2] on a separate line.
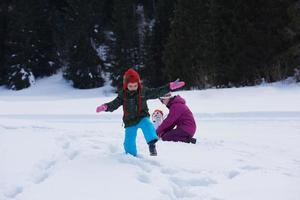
[0, 0, 8, 85]
[164, 0, 294, 88]
[142, 0, 177, 87]
[108, 0, 141, 89]
[211, 0, 294, 86]
[281, 0, 300, 81]
[209, 0, 240, 87]
[63, 0, 105, 89]
[163, 0, 212, 88]
[4, 0, 35, 89]
[4, 0, 60, 89]
[29, 0, 60, 77]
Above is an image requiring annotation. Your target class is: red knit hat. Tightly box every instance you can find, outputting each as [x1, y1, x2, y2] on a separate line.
[123, 68, 141, 90]
[122, 68, 142, 118]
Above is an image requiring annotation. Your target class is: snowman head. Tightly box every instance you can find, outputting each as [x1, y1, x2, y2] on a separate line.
[152, 109, 164, 129]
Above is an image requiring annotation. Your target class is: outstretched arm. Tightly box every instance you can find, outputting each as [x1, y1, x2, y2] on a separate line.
[144, 84, 170, 100]
[96, 92, 123, 113]
[145, 79, 185, 100]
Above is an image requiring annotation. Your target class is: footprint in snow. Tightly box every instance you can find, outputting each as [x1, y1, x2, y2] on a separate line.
[160, 167, 178, 175]
[33, 172, 49, 184]
[137, 173, 151, 184]
[62, 142, 70, 149]
[117, 156, 153, 173]
[169, 176, 218, 187]
[108, 144, 119, 154]
[4, 186, 23, 199]
[169, 183, 196, 199]
[32, 160, 56, 184]
[66, 150, 79, 160]
[226, 170, 240, 179]
[240, 165, 261, 171]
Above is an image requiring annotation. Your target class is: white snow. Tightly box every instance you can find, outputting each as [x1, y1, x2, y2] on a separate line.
[0, 73, 300, 200]
[48, 61, 55, 66]
[96, 45, 109, 62]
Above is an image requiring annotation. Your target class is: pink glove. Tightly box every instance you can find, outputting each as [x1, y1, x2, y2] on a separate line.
[96, 104, 107, 113]
[169, 79, 185, 90]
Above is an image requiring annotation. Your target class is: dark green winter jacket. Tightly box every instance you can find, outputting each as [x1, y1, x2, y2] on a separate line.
[105, 84, 170, 127]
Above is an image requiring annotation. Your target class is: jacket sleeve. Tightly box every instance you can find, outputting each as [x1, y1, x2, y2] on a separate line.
[144, 84, 170, 100]
[156, 105, 182, 136]
[105, 91, 123, 112]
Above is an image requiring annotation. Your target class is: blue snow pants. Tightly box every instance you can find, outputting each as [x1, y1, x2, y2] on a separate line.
[124, 117, 158, 156]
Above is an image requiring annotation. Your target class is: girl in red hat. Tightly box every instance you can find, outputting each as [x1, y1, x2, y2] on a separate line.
[96, 68, 185, 156]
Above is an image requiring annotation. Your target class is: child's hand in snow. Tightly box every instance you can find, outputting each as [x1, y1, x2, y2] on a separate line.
[96, 104, 107, 113]
[170, 79, 185, 90]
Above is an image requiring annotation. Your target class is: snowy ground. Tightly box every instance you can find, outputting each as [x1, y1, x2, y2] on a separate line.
[1, 74, 300, 200]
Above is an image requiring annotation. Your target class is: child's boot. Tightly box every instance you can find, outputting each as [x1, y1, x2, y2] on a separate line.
[148, 139, 158, 156]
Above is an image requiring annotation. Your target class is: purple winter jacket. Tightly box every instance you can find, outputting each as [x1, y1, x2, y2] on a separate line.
[156, 95, 196, 137]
